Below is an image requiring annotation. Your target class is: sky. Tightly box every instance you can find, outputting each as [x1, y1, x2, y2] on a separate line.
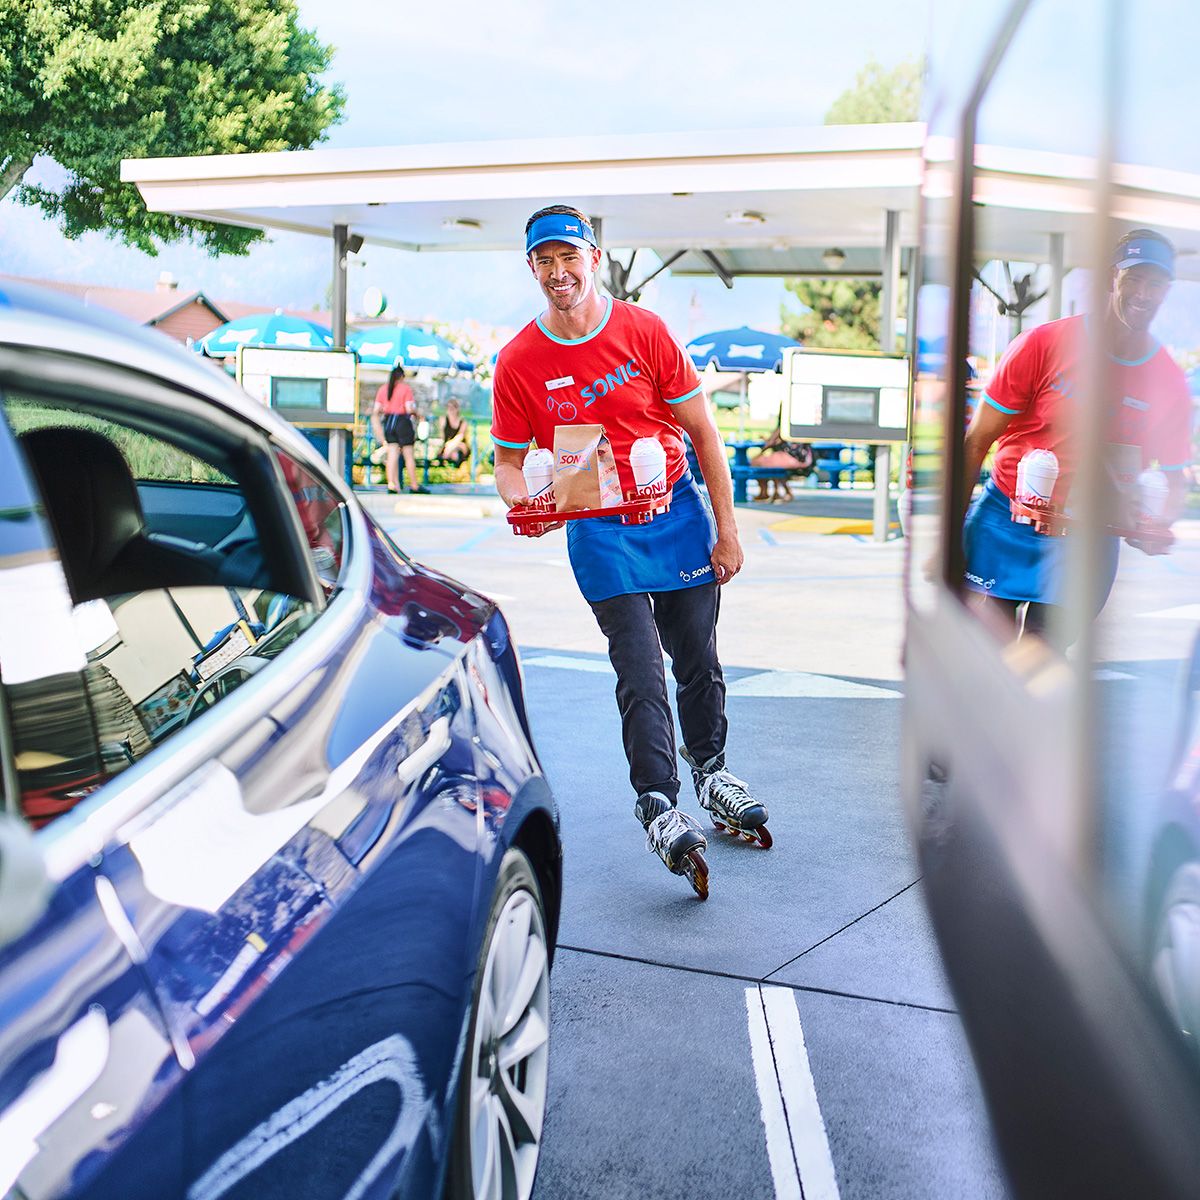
[0, 0, 932, 344]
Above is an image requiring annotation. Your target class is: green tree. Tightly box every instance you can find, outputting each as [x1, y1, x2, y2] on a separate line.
[782, 279, 882, 350]
[781, 57, 920, 347]
[824, 56, 922, 125]
[0, 0, 344, 254]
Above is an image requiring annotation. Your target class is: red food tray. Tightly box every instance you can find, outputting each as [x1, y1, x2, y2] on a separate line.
[1009, 498, 1068, 536]
[507, 493, 669, 536]
[1009, 498, 1173, 551]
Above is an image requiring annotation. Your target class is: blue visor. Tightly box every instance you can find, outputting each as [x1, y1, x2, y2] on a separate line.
[526, 213, 597, 255]
[1113, 235, 1175, 278]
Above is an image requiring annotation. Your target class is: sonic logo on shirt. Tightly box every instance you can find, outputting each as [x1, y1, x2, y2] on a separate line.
[581, 359, 642, 405]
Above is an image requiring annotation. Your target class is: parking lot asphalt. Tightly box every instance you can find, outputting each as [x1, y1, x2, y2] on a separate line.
[368, 492, 1009, 1200]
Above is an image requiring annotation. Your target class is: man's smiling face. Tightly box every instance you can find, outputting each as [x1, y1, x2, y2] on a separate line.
[529, 240, 603, 313]
[1112, 262, 1171, 334]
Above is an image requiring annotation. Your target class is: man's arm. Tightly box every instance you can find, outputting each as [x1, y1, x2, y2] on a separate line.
[494, 445, 531, 508]
[671, 394, 744, 583]
[963, 399, 1015, 506]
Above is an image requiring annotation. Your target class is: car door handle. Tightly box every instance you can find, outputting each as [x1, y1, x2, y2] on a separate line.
[397, 715, 452, 788]
[0, 1006, 110, 1194]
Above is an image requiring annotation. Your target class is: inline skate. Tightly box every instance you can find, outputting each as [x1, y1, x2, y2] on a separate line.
[680, 749, 772, 849]
[635, 791, 710, 900]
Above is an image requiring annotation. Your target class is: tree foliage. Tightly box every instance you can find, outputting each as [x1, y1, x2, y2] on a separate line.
[824, 56, 922, 125]
[0, 0, 344, 254]
[782, 279, 882, 350]
[780, 57, 921, 347]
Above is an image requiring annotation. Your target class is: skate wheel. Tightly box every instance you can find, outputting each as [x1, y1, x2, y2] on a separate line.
[712, 820, 726, 832]
[755, 825, 773, 850]
[683, 849, 709, 901]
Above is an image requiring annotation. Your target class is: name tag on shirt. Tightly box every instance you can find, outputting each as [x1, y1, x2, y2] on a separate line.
[545, 376, 575, 391]
[1122, 395, 1150, 412]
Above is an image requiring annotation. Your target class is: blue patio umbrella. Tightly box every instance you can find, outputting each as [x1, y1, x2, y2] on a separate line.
[684, 326, 800, 373]
[685, 326, 800, 436]
[197, 312, 334, 357]
[349, 325, 474, 372]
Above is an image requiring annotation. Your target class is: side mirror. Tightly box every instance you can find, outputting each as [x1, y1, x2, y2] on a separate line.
[0, 814, 50, 946]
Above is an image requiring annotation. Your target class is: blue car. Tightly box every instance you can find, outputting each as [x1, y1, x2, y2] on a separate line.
[0, 282, 561, 1200]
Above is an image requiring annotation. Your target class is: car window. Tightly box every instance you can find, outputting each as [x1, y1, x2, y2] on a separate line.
[1, 392, 321, 826]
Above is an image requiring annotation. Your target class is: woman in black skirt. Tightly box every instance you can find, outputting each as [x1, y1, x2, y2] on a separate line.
[370, 365, 427, 493]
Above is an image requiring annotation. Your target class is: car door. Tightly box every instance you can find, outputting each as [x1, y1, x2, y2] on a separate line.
[160, 447, 491, 1200]
[0, 420, 185, 1200]
[905, 2, 1200, 1195]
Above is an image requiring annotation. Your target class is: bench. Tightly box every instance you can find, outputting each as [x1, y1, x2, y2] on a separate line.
[354, 430, 472, 487]
[812, 443, 874, 489]
[730, 464, 793, 504]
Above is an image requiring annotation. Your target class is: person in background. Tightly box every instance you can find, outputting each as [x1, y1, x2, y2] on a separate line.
[751, 419, 815, 502]
[441, 397, 470, 468]
[371, 365, 427, 494]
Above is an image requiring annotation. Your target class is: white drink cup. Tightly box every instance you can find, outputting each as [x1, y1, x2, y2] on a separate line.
[1014, 454, 1030, 524]
[1137, 467, 1169, 522]
[1015, 449, 1058, 525]
[629, 436, 668, 509]
[521, 447, 555, 511]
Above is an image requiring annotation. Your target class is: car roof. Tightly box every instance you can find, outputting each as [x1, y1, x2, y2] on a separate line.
[0, 279, 330, 467]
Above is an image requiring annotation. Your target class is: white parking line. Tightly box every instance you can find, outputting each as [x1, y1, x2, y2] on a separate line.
[746, 986, 841, 1200]
[522, 655, 614, 674]
[727, 672, 900, 699]
[1139, 603, 1200, 620]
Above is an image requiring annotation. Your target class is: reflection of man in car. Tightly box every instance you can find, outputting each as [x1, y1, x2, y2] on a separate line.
[961, 229, 1191, 644]
[278, 454, 340, 579]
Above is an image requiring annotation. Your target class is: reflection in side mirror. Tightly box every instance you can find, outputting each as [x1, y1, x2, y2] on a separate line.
[0, 814, 51, 946]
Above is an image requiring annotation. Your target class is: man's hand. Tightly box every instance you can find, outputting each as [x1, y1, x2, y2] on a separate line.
[503, 493, 564, 536]
[711, 531, 744, 583]
[1126, 520, 1175, 556]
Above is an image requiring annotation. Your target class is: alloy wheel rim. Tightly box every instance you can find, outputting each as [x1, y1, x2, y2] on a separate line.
[1154, 897, 1200, 1042]
[469, 888, 550, 1200]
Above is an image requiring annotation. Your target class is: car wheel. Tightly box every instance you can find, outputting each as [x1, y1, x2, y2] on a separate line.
[447, 847, 551, 1200]
[1151, 860, 1200, 1049]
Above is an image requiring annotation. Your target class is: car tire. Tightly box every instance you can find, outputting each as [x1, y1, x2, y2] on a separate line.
[445, 847, 551, 1200]
[1151, 859, 1200, 1050]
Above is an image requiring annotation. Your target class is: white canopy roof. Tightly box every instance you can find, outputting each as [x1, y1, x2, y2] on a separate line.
[121, 123, 1200, 280]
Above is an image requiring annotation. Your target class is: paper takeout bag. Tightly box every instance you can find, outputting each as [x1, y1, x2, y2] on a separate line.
[1105, 442, 1141, 530]
[553, 424, 623, 512]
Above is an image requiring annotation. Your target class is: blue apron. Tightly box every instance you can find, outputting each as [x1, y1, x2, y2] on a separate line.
[963, 478, 1119, 610]
[566, 470, 717, 602]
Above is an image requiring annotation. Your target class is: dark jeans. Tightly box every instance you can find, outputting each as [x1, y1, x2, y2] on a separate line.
[589, 582, 727, 804]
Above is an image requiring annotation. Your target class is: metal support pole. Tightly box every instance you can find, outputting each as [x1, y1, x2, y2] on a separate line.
[1047, 231, 1065, 320]
[873, 212, 900, 542]
[899, 245, 919, 539]
[329, 224, 349, 480]
[903, 245, 919, 353]
[872, 443, 891, 543]
[879, 209, 900, 354]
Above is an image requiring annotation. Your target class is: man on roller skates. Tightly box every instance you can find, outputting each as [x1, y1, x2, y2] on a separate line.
[491, 204, 771, 900]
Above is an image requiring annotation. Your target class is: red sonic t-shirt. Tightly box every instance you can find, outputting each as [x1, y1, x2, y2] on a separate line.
[491, 297, 703, 494]
[985, 314, 1191, 504]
